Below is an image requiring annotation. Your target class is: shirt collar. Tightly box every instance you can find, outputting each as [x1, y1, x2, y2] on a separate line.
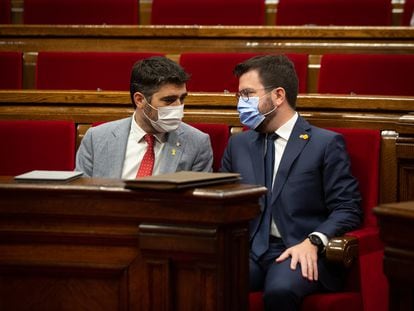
[275, 112, 298, 141]
[130, 112, 165, 143]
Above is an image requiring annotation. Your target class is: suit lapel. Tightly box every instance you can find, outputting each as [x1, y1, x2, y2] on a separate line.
[271, 117, 311, 204]
[158, 129, 184, 174]
[248, 131, 266, 185]
[106, 119, 130, 178]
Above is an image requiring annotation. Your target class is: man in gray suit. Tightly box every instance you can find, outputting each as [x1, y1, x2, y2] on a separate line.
[76, 56, 213, 178]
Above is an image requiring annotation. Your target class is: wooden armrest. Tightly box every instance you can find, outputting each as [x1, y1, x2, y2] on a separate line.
[325, 236, 358, 268]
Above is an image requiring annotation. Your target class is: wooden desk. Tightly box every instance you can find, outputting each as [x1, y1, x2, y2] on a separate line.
[374, 201, 414, 311]
[0, 176, 266, 311]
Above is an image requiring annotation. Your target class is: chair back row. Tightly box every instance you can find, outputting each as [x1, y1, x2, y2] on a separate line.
[2, 51, 414, 97]
[3, 0, 413, 26]
[0, 120, 231, 175]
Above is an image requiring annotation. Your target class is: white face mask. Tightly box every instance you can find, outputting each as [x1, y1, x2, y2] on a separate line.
[143, 98, 184, 133]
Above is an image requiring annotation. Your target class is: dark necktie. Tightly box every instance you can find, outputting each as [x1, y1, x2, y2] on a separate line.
[136, 134, 155, 178]
[251, 133, 278, 258]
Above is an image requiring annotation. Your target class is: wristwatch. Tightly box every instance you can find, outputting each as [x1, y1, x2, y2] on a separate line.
[308, 234, 325, 255]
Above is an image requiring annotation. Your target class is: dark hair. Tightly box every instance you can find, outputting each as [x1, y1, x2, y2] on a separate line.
[130, 56, 190, 107]
[233, 54, 299, 109]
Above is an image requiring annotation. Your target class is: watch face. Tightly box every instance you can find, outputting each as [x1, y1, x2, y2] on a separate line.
[309, 235, 325, 254]
[309, 234, 322, 246]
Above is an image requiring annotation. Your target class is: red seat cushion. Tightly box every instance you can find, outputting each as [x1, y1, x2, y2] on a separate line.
[0, 120, 76, 175]
[302, 292, 362, 311]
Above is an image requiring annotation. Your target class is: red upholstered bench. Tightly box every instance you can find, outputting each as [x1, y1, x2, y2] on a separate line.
[23, 0, 139, 24]
[0, 52, 22, 89]
[402, 0, 414, 25]
[0, 0, 11, 24]
[36, 52, 165, 91]
[179, 52, 308, 93]
[318, 54, 414, 96]
[0, 120, 76, 176]
[151, 0, 265, 25]
[276, 0, 392, 26]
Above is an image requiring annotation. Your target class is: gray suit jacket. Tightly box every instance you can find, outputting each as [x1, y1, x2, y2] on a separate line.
[76, 117, 213, 177]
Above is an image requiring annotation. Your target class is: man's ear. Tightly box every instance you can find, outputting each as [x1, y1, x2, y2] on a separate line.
[133, 92, 145, 109]
[272, 87, 286, 107]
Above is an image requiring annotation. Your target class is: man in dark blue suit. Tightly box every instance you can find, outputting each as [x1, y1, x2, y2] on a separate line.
[220, 54, 362, 310]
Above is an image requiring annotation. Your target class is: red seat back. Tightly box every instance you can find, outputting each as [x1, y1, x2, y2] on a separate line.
[0, 52, 22, 89]
[276, 0, 392, 26]
[180, 53, 308, 93]
[318, 54, 414, 96]
[151, 0, 265, 25]
[24, 0, 139, 25]
[36, 52, 164, 91]
[188, 123, 230, 172]
[0, 0, 11, 23]
[0, 120, 76, 175]
[327, 128, 380, 227]
[402, 0, 414, 25]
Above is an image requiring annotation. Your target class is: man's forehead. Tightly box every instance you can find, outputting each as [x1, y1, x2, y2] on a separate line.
[239, 70, 262, 89]
[155, 83, 186, 97]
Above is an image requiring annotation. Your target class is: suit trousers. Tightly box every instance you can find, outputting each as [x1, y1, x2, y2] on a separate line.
[250, 238, 323, 311]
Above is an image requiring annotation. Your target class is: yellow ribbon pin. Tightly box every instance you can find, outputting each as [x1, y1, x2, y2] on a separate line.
[171, 149, 176, 156]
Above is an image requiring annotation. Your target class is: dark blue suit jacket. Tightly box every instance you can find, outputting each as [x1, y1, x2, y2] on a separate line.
[221, 116, 362, 289]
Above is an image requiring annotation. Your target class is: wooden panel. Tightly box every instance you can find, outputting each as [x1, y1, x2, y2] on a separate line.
[397, 137, 414, 201]
[0, 177, 266, 310]
[374, 201, 414, 311]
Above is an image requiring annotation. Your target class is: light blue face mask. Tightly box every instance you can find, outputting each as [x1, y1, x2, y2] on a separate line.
[237, 96, 276, 130]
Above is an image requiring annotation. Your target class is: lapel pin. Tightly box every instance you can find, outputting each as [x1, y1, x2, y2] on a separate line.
[299, 134, 309, 140]
[176, 142, 181, 147]
[171, 148, 176, 156]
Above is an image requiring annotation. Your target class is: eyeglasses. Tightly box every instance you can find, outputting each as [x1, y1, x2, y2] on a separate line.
[235, 87, 274, 103]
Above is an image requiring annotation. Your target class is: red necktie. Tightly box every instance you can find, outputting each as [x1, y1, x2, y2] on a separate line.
[136, 134, 155, 178]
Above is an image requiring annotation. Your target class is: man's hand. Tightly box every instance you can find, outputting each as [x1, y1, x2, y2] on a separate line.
[275, 238, 319, 281]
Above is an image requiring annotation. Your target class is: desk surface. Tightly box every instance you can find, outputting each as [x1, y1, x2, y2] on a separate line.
[0, 176, 266, 224]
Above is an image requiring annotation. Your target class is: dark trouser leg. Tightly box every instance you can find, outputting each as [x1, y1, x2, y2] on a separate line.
[263, 258, 322, 311]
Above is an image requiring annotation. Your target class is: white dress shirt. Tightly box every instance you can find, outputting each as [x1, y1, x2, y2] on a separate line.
[121, 113, 166, 179]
